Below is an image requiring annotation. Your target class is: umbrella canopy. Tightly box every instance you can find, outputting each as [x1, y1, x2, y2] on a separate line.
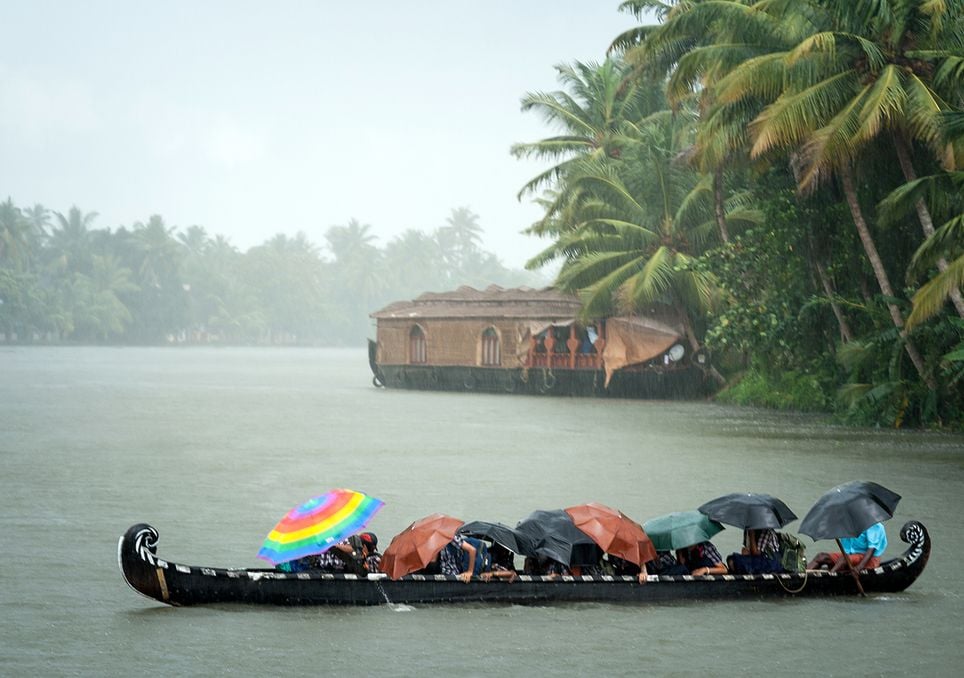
[698, 492, 798, 530]
[799, 481, 901, 541]
[257, 488, 384, 566]
[379, 513, 464, 580]
[515, 509, 602, 567]
[564, 502, 657, 567]
[643, 510, 725, 552]
[458, 520, 536, 556]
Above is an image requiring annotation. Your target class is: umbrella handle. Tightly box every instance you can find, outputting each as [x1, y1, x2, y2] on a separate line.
[835, 539, 866, 597]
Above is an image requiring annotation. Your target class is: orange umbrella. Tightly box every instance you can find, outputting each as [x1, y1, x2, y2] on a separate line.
[379, 513, 464, 580]
[564, 502, 656, 567]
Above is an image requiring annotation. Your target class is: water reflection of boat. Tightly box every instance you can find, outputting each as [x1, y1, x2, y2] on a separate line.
[368, 286, 713, 399]
[118, 521, 930, 607]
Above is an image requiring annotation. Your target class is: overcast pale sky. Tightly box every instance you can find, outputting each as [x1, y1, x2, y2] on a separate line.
[1, 1, 644, 268]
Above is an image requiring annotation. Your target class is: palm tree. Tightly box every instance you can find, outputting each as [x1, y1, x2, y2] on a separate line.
[131, 215, 182, 288]
[177, 225, 210, 256]
[749, 0, 964, 317]
[68, 254, 138, 341]
[50, 206, 98, 275]
[882, 113, 964, 327]
[438, 206, 483, 272]
[0, 198, 31, 269]
[511, 58, 665, 199]
[383, 229, 447, 295]
[710, 0, 947, 387]
[325, 218, 376, 263]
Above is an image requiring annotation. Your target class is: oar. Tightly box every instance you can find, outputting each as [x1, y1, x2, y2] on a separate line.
[835, 539, 866, 596]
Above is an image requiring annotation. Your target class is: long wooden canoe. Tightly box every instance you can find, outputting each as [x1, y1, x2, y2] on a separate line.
[118, 520, 929, 606]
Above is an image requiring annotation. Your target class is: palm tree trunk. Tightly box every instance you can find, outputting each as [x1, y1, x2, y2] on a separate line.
[713, 166, 730, 243]
[839, 164, 936, 390]
[815, 259, 854, 343]
[892, 133, 964, 317]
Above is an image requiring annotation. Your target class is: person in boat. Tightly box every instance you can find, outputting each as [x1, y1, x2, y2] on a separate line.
[285, 533, 380, 575]
[606, 554, 654, 584]
[677, 541, 728, 575]
[523, 555, 570, 577]
[479, 542, 519, 582]
[649, 550, 690, 577]
[359, 532, 381, 573]
[438, 533, 478, 583]
[727, 528, 782, 575]
[808, 522, 888, 572]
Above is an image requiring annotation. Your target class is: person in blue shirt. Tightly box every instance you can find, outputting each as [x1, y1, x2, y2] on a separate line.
[808, 522, 888, 571]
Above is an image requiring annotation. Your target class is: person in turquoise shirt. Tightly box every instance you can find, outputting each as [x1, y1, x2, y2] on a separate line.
[808, 522, 888, 571]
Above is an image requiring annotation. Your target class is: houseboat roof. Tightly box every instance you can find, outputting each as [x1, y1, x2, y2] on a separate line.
[370, 285, 583, 321]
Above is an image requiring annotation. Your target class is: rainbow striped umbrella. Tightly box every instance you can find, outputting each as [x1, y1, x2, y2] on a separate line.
[257, 488, 385, 566]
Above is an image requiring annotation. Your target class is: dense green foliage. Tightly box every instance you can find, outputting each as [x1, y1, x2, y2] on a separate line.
[516, 0, 963, 427]
[0, 203, 541, 346]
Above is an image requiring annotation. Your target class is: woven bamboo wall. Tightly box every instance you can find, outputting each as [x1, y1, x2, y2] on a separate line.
[376, 318, 529, 367]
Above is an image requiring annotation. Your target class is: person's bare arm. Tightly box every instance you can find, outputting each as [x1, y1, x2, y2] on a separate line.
[458, 542, 477, 583]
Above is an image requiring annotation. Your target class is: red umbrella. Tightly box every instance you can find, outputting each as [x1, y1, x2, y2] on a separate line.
[380, 513, 464, 580]
[564, 502, 656, 567]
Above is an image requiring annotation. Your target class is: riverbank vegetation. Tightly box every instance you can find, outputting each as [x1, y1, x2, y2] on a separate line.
[515, 0, 962, 427]
[0, 204, 541, 346]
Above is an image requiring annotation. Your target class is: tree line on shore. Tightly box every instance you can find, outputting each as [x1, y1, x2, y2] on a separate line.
[513, 0, 962, 427]
[0, 203, 541, 347]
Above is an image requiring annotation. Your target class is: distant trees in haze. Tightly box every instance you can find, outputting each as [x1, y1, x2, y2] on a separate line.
[0, 202, 543, 346]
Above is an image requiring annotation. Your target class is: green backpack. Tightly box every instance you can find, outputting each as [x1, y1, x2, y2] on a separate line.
[778, 532, 807, 573]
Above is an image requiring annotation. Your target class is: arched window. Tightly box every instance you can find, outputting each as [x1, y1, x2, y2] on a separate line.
[481, 327, 501, 366]
[409, 325, 427, 364]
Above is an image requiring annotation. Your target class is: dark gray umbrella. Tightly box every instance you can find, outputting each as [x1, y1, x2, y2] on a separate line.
[515, 509, 602, 567]
[799, 481, 901, 541]
[698, 492, 798, 530]
[458, 520, 536, 556]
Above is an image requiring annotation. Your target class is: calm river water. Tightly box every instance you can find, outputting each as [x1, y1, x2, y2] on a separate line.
[1, 347, 962, 676]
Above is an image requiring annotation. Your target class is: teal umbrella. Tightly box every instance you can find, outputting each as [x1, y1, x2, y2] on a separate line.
[643, 511, 725, 551]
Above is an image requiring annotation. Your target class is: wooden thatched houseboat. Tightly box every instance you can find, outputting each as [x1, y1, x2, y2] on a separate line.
[368, 286, 711, 398]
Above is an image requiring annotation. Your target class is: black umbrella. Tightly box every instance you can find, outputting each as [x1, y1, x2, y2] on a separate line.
[698, 492, 798, 530]
[515, 509, 602, 567]
[458, 520, 536, 556]
[799, 480, 901, 541]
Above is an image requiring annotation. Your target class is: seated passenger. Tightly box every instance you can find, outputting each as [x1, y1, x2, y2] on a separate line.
[649, 550, 690, 577]
[523, 555, 570, 577]
[438, 534, 477, 583]
[808, 522, 888, 572]
[727, 528, 782, 574]
[677, 541, 728, 576]
[479, 542, 518, 582]
[608, 554, 640, 577]
[359, 532, 381, 573]
[605, 554, 654, 584]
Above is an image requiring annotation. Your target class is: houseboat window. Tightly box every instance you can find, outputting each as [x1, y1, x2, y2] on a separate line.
[409, 325, 427, 364]
[481, 327, 500, 366]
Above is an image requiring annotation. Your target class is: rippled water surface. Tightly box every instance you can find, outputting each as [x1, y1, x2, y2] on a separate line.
[1, 347, 962, 676]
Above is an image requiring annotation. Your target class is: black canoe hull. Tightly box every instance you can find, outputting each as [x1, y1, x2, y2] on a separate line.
[119, 521, 930, 607]
[368, 343, 711, 400]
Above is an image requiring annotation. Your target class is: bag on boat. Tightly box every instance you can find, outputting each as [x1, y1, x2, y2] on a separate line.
[778, 532, 807, 573]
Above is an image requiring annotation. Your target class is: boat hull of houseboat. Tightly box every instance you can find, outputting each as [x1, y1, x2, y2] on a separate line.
[368, 341, 710, 399]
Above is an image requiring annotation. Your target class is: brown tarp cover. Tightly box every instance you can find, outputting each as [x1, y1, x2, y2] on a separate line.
[601, 317, 681, 387]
